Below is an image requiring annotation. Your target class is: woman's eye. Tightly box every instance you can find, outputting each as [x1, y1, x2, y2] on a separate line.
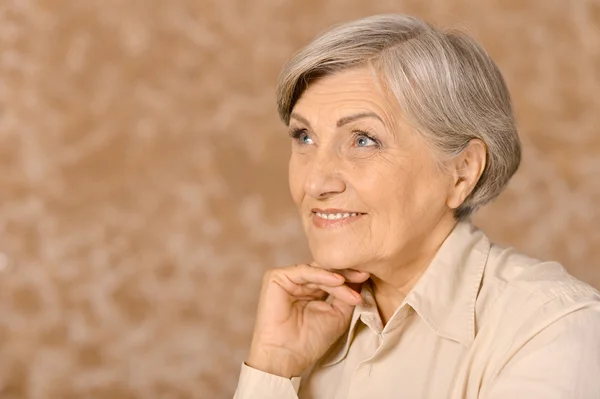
[299, 132, 314, 145]
[289, 129, 314, 145]
[355, 135, 377, 147]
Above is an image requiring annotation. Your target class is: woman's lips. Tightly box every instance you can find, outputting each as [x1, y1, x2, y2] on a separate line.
[311, 209, 366, 228]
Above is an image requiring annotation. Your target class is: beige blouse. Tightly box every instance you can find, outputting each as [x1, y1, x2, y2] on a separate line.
[234, 222, 600, 398]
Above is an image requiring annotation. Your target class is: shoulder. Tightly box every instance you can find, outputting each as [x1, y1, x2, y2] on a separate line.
[476, 243, 600, 336]
[471, 243, 600, 396]
[481, 242, 599, 304]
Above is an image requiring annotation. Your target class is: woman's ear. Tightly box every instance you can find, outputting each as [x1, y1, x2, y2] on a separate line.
[446, 139, 487, 210]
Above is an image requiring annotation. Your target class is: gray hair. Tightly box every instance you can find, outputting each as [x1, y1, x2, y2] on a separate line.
[276, 14, 521, 220]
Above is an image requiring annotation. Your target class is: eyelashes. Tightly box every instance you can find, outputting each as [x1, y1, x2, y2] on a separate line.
[350, 130, 381, 148]
[288, 127, 307, 140]
[289, 127, 313, 145]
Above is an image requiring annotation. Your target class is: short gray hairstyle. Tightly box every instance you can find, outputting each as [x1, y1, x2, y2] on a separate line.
[276, 14, 521, 220]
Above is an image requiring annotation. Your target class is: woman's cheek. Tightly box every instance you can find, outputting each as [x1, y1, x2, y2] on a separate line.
[290, 148, 314, 170]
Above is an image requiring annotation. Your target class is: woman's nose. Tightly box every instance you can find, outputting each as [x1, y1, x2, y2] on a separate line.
[304, 153, 346, 199]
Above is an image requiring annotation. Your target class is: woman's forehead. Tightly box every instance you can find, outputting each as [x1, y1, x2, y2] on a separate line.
[295, 70, 397, 116]
[293, 69, 402, 129]
[301, 68, 380, 97]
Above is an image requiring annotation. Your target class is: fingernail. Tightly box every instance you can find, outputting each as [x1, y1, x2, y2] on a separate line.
[333, 273, 345, 280]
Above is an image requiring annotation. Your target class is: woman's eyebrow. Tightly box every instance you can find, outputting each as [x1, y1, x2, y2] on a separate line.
[289, 111, 385, 128]
[337, 112, 384, 127]
[289, 112, 312, 128]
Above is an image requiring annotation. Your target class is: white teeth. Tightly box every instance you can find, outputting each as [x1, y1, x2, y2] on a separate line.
[315, 212, 360, 220]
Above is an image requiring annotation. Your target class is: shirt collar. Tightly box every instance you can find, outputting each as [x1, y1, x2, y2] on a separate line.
[404, 221, 489, 346]
[320, 221, 490, 367]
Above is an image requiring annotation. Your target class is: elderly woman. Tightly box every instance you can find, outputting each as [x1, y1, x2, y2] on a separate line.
[234, 14, 600, 399]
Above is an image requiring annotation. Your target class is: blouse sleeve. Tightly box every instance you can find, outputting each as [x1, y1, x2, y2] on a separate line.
[233, 363, 301, 399]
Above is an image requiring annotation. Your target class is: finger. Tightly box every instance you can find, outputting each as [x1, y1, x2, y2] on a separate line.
[329, 295, 357, 322]
[317, 283, 363, 306]
[309, 262, 370, 284]
[279, 282, 329, 300]
[293, 292, 328, 302]
[346, 282, 364, 293]
[293, 281, 362, 304]
[275, 264, 346, 287]
[335, 269, 370, 284]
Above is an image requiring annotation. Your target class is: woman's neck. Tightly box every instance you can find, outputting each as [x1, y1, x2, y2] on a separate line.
[369, 219, 458, 325]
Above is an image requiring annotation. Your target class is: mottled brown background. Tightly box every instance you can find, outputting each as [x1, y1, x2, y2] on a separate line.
[0, 0, 598, 398]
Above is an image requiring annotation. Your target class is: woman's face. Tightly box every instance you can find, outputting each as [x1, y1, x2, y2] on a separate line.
[288, 67, 457, 271]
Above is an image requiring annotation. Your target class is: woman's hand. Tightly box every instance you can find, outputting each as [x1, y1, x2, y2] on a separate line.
[246, 264, 370, 378]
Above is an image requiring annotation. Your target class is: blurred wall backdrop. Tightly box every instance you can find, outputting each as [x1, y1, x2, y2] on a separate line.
[0, 0, 598, 398]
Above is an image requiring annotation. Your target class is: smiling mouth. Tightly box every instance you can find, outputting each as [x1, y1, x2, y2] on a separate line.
[314, 211, 360, 220]
[311, 209, 367, 221]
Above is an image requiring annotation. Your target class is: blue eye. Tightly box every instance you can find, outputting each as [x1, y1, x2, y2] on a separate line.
[290, 128, 314, 145]
[355, 135, 377, 147]
[300, 132, 313, 145]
